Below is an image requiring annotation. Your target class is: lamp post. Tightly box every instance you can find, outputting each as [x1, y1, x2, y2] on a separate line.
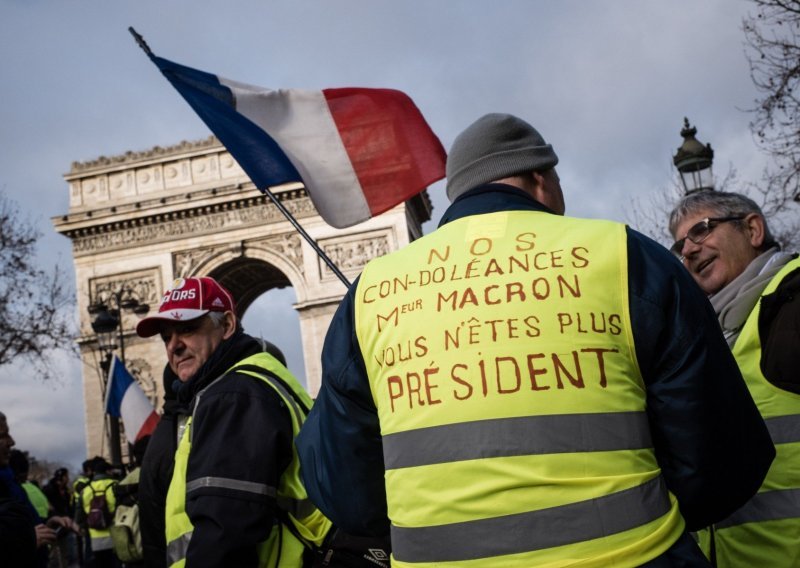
[88, 288, 150, 466]
[673, 117, 715, 194]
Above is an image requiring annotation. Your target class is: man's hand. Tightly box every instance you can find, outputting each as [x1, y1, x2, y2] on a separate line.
[34, 524, 57, 547]
[47, 515, 80, 532]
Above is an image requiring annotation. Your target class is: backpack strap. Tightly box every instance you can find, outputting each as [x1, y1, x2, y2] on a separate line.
[92, 481, 111, 498]
[231, 363, 332, 563]
[231, 364, 312, 416]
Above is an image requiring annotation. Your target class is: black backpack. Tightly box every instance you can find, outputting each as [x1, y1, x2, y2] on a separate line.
[86, 484, 114, 530]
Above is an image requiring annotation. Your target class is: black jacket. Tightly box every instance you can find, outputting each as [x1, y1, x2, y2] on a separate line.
[171, 331, 293, 567]
[759, 265, 800, 393]
[0, 471, 39, 568]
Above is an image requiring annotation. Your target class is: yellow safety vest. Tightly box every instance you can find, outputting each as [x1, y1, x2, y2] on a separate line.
[81, 477, 118, 551]
[355, 210, 685, 567]
[22, 481, 50, 518]
[165, 352, 331, 568]
[697, 257, 800, 567]
[72, 474, 89, 508]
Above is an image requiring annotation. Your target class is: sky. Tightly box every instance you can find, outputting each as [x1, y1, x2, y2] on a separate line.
[0, 0, 773, 472]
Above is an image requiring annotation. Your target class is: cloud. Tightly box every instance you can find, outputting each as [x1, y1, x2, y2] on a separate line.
[0, 0, 775, 469]
[2, 352, 86, 471]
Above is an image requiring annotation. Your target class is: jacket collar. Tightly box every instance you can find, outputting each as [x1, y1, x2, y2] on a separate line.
[438, 183, 556, 227]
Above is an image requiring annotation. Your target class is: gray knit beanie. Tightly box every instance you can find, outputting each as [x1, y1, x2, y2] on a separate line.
[446, 113, 559, 201]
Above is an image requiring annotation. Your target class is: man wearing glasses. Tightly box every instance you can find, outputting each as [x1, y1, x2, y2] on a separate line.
[669, 190, 800, 567]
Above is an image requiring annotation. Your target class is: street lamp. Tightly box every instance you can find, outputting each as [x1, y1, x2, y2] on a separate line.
[673, 117, 715, 194]
[88, 287, 150, 466]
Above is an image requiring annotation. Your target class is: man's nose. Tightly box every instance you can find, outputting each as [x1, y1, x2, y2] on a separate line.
[166, 334, 184, 354]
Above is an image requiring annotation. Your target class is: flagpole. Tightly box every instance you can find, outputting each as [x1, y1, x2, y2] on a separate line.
[260, 187, 352, 287]
[128, 27, 351, 289]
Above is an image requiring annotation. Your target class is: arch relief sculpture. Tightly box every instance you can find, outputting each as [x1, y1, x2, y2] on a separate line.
[53, 136, 431, 460]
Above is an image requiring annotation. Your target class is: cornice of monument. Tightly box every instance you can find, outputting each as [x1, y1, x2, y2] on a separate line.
[56, 186, 316, 256]
[57, 132, 431, 247]
[54, 181, 262, 229]
[66, 135, 221, 177]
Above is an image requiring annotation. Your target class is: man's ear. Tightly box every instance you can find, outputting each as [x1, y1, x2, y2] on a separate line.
[530, 170, 546, 190]
[528, 171, 548, 201]
[745, 213, 766, 249]
[222, 311, 237, 339]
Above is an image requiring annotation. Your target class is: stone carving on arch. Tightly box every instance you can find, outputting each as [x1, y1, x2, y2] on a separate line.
[85, 269, 162, 336]
[172, 233, 306, 301]
[55, 135, 431, 462]
[173, 243, 243, 280]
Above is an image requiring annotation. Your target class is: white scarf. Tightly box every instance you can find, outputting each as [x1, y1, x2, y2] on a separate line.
[710, 247, 794, 347]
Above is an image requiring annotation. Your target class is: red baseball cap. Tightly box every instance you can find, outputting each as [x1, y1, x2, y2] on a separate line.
[136, 277, 236, 338]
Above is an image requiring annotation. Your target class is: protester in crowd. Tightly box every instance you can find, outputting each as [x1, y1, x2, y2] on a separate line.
[139, 336, 288, 568]
[79, 457, 119, 568]
[110, 436, 150, 567]
[669, 190, 800, 567]
[44, 467, 72, 517]
[114, 437, 150, 507]
[138, 364, 184, 568]
[0, 411, 78, 568]
[135, 276, 329, 567]
[73, 457, 95, 566]
[73, 459, 94, 507]
[296, 113, 775, 566]
[10, 449, 53, 519]
[44, 466, 78, 568]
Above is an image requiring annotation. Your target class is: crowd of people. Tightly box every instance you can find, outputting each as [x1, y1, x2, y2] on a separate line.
[0, 409, 157, 568]
[1, 113, 798, 567]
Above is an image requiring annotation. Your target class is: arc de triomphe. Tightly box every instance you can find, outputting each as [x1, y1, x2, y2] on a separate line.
[53, 136, 431, 460]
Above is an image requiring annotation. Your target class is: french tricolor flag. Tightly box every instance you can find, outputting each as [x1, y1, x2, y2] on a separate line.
[104, 356, 159, 444]
[147, 53, 447, 229]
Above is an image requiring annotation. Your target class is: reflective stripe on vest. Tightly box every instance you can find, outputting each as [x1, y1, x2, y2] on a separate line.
[183, 475, 316, 519]
[164, 352, 331, 567]
[764, 413, 800, 445]
[355, 211, 685, 566]
[702, 257, 800, 568]
[186, 476, 276, 497]
[167, 532, 191, 566]
[384, 411, 652, 469]
[716, 488, 800, 529]
[392, 475, 672, 563]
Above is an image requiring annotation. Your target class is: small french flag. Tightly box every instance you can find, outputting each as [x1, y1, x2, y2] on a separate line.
[104, 356, 159, 444]
[146, 53, 447, 229]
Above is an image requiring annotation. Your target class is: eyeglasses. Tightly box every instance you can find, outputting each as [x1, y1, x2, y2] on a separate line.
[670, 216, 745, 258]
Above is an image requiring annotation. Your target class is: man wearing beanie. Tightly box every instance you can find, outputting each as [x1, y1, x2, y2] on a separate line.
[298, 113, 774, 566]
[135, 276, 330, 567]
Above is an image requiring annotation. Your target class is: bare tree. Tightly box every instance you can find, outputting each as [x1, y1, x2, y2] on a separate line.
[741, 0, 800, 248]
[628, 167, 798, 251]
[627, 0, 800, 250]
[744, 0, 800, 198]
[626, 166, 740, 246]
[625, 179, 684, 247]
[0, 190, 76, 377]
